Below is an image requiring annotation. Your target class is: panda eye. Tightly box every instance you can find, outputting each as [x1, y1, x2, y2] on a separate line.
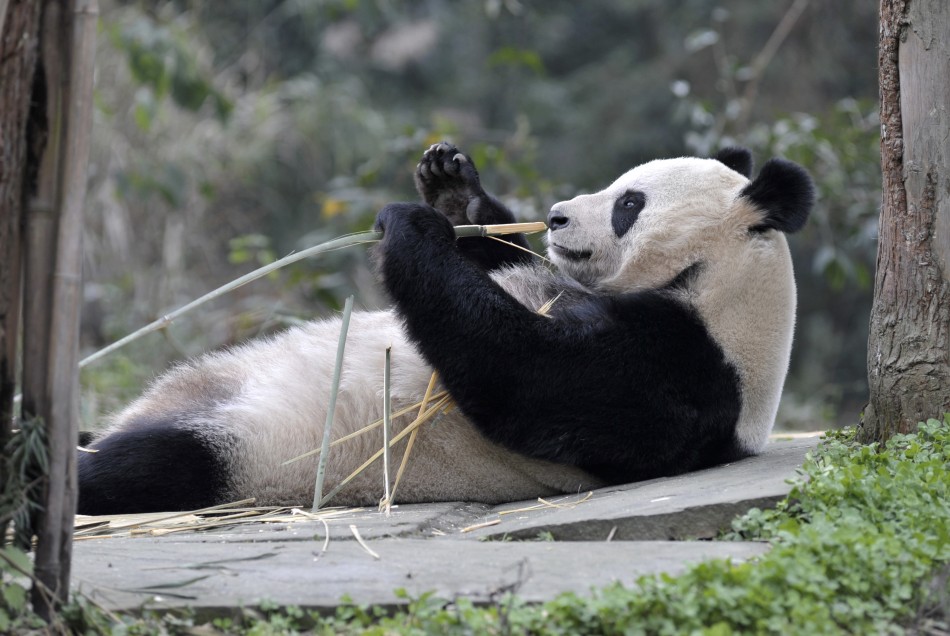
[616, 191, 646, 212]
[612, 191, 646, 237]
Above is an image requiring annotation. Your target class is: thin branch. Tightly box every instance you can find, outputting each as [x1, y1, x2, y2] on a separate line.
[736, 0, 810, 130]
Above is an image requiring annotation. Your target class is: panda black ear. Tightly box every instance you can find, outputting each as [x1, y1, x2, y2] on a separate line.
[714, 147, 754, 179]
[741, 158, 815, 234]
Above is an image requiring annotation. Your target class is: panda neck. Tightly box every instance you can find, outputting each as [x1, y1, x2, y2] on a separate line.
[687, 239, 797, 453]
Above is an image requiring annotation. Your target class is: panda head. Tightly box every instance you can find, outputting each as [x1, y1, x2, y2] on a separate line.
[545, 147, 814, 293]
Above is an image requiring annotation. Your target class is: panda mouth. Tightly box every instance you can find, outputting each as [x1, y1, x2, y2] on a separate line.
[550, 244, 593, 261]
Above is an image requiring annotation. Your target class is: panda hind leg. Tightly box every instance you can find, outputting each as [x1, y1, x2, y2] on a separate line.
[77, 416, 233, 515]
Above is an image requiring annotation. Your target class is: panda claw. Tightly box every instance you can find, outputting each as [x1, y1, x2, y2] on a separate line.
[453, 153, 468, 163]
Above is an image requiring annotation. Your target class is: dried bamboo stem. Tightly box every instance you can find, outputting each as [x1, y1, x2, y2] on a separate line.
[312, 295, 355, 511]
[387, 372, 439, 504]
[319, 394, 452, 506]
[280, 390, 449, 466]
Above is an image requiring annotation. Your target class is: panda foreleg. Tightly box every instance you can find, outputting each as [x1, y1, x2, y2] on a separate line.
[374, 203, 743, 483]
[414, 142, 532, 271]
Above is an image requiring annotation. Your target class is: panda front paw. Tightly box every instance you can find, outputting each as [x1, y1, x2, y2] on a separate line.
[414, 142, 486, 226]
[374, 202, 455, 244]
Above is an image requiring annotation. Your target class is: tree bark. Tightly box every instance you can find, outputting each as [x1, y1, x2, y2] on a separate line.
[864, 0, 950, 441]
[0, 0, 42, 544]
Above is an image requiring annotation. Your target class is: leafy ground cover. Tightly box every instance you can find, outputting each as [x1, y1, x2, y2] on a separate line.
[3, 415, 950, 634]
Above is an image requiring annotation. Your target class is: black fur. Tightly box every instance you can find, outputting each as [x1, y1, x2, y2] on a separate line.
[414, 142, 532, 271]
[714, 147, 754, 179]
[742, 158, 815, 234]
[611, 190, 646, 238]
[77, 417, 232, 515]
[373, 203, 747, 484]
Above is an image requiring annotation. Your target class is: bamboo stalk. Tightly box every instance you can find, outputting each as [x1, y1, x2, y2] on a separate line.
[380, 347, 393, 515]
[21, 0, 66, 607]
[32, 0, 98, 618]
[77, 221, 546, 369]
[382, 345, 393, 517]
[312, 295, 355, 511]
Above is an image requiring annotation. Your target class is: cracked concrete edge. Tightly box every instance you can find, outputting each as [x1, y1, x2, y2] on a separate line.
[476, 496, 785, 542]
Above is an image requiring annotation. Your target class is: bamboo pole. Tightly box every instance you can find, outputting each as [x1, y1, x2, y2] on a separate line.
[31, 0, 98, 618]
[19, 0, 66, 559]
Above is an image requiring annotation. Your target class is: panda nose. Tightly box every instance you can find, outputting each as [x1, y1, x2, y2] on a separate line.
[547, 208, 570, 231]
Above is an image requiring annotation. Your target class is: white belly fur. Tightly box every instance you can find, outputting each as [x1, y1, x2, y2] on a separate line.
[105, 310, 602, 506]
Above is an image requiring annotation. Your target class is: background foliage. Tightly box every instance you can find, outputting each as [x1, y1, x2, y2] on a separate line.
[78, 0, 879, 429]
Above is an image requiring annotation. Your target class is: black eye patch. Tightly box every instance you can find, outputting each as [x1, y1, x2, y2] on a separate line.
[611, 190, 646, 238]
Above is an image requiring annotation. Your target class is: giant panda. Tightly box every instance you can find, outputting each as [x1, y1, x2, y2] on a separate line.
[77, 143, 814, 515]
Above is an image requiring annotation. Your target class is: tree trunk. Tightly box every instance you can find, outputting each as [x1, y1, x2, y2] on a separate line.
[0, 0, 42, 544]
[864, 0, 950, 441]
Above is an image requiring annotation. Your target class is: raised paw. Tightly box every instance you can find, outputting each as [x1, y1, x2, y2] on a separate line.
[414, 142, 486, 226]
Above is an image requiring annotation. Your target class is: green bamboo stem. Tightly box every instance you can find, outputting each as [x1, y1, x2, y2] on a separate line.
[312, 295, 355, 511]
[77, 221, 545, 370]
[79, 230, 381, 369]
[381, 346, 392, 515]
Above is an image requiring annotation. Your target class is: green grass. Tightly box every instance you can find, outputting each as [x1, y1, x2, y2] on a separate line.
[4, 415, 950, 634]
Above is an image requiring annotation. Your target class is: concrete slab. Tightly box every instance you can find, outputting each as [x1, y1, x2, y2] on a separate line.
[71, 537, 769, 612]
[461, 435, 821, 541]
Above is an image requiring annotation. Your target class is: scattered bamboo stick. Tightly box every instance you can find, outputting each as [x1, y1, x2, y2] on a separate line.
[460, 518, 501, 533]
[313, 295, 355, 511]
[496, 492, 593, 516]
[349, 524, 380, 560]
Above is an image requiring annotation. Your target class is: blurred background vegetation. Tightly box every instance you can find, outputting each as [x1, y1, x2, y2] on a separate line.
[78, 0, 879, 431]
